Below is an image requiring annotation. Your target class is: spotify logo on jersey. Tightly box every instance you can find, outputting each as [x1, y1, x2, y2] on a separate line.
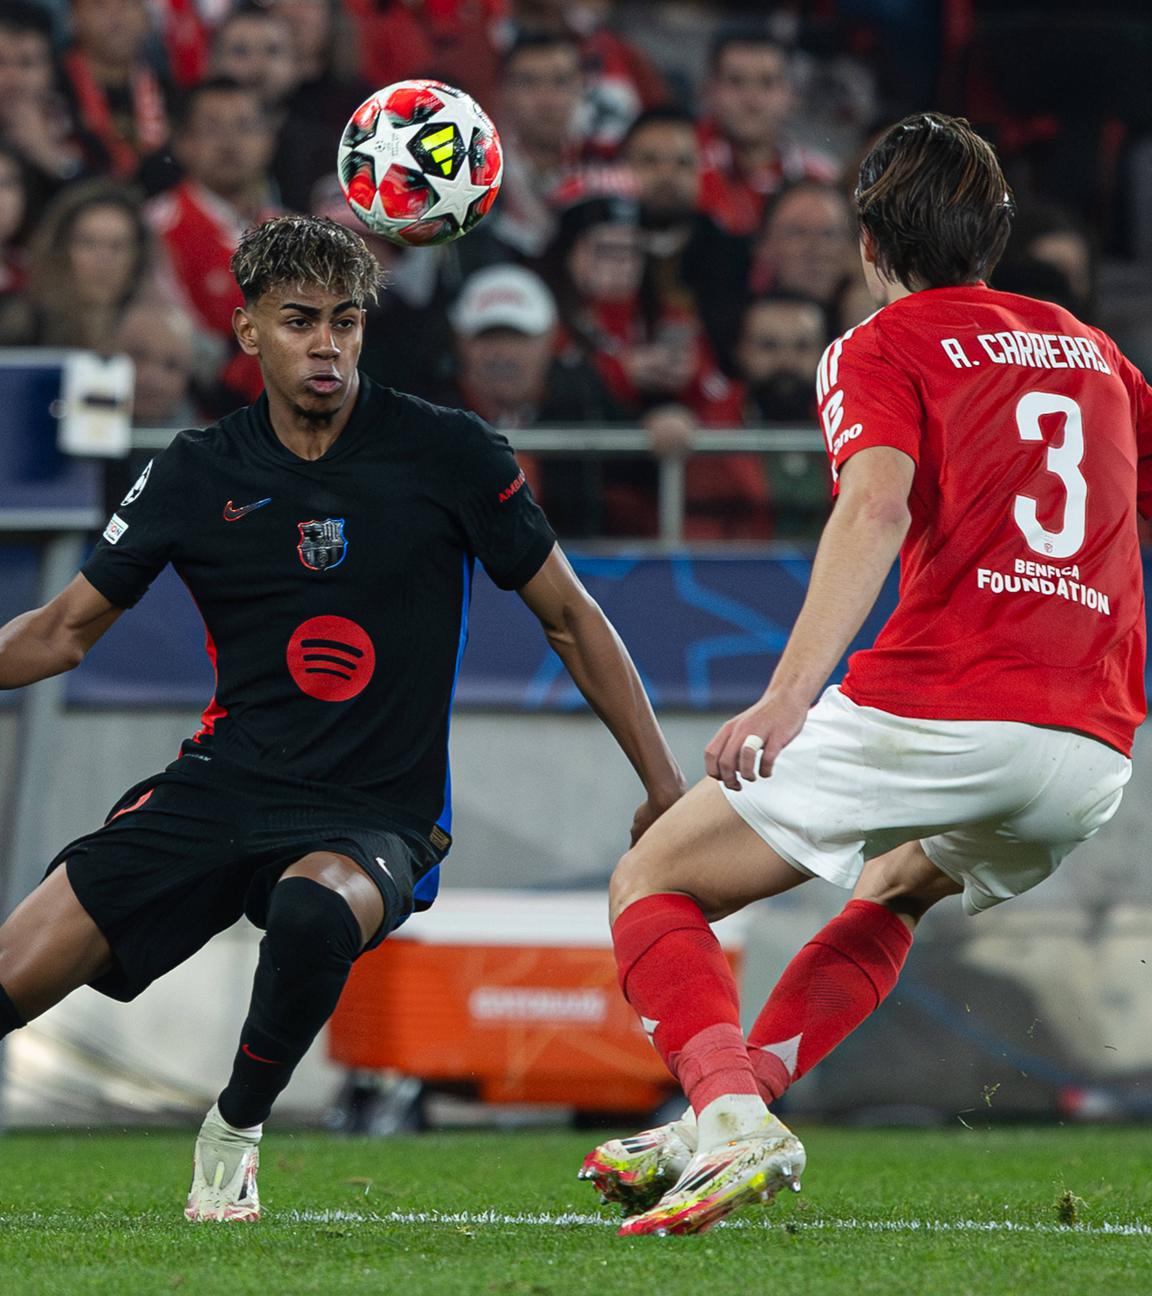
[286, 616, 376, 701]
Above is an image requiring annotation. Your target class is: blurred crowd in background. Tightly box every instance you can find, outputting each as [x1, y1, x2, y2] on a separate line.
[0, 0, 1149, 540]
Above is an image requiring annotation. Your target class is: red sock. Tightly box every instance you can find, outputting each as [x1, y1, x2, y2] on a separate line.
[746, 900, 912, 1102]
[613, 894, 759, 1112]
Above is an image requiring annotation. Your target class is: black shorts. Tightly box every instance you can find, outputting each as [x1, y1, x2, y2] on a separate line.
[46, 753, 440, 1002]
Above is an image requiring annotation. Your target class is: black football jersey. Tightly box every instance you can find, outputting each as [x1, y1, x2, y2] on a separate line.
[83, 376, 556, 852]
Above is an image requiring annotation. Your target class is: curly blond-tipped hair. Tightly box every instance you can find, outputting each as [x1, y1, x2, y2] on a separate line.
[230, 214, 384, 305]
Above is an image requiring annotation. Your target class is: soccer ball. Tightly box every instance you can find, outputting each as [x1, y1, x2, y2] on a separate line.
[337, 80, 503, 248]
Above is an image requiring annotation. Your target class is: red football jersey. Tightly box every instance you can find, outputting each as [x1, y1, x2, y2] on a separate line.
[818, 283, 1152, 755]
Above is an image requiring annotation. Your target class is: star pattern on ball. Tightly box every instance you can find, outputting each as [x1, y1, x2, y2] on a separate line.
[385, 101, 491, 222]
[338, 82, 503, 244]
[419, 161, 492, 223]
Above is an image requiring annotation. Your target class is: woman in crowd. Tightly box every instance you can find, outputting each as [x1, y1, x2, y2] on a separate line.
[0, 179, 153, 349]
[0, 143, 38, 305]
[544, 192, 769, 540]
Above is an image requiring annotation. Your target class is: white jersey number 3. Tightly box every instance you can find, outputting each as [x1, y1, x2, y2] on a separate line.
[1013, 391, 1086, 559]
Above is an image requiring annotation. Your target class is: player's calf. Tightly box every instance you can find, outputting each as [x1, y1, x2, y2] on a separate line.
[188, 870, 367, 1220]
[217, 875, 363, 1130]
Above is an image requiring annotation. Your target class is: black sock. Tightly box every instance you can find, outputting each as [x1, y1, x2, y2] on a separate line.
[217, 877, 364, 1128]
[0, 982, 26, 1039]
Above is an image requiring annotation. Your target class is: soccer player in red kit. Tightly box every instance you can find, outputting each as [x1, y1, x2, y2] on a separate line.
[578, 113, 1152, 1235]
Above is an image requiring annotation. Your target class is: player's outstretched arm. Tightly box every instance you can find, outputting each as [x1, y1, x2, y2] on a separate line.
[706, 445, 915, 790]
[0, 574, 123, 689]
[518, 547, 686, 843]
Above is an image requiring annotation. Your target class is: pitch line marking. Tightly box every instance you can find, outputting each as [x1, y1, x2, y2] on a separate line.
[6, 1209, 1148, 1236]
[288, 1209, 1152, 1236]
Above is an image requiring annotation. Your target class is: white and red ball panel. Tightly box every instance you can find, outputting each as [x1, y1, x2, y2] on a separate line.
[337, 79, 503, 247]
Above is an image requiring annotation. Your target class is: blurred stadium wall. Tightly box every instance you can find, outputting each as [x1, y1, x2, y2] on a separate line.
[2, 708, 1151, 1127]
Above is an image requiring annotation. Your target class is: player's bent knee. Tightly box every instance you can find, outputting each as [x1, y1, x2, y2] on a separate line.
[264, 877, 363, 966]
[853, 845, 962, 916]
[609, 846, 657, 920]
[281, 852, 386, 948]
[609, 844, 692, 922]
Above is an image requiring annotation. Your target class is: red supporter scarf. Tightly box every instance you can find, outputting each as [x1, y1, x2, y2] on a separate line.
[65, 49, 167, 177]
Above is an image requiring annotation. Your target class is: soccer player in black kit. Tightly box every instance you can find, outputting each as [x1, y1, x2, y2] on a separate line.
[0, 215, 686, 1221]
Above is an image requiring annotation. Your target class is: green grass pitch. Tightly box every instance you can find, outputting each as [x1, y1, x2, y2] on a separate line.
[3, 1125, 1152, 1295]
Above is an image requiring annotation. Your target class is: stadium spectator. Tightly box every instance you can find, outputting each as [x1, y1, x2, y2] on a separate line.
[0, 0, 100, 184]
[151, 0, 209, 89]
[210, 5, 299, 109]
[504, 0, 668, 158]
[1005, 202, 1097, 321]
[446, 262, 623, 427]
[0, 0, 54, 104]
[620, 106, 751, 374]
[542, 194, 765, 539]
[545, 193, 741, 424]
[357, 0, 503, 107]
[752, 180, 856, 311]
[734, 292, 829, 539]
[492, 31, 588, 256]
[570, 0, 669, 158]
[146, 78, 280, 405]
[104, 297, 200, 516]
[0, 142, 35, 298]
[448, 263, 556, 437]
[62, 0, 170, 181]
[269, 0, 373, 140]
[543, 193, 642, 380]
[698, 30, 836, 238]
[735, 293, 824, 423]
[114, 299, 199, 427]
[209, 4, 331, 213]
[0, 178, 151, 348]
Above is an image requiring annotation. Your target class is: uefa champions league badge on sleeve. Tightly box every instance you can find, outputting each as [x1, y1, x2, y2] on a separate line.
[120, 460, 152, 507]
[337, 80, 503, 247]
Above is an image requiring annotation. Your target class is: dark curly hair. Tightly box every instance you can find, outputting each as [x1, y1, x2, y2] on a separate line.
[230, 214, 384, 306]
[855, 113, 1015, 290]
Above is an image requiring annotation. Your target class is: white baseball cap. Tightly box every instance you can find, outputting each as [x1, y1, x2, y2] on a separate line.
[451, 265, 558, 337]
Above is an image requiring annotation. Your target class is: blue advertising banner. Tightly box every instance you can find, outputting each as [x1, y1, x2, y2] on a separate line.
[63, 552, 896, 709]
[458, 553, 899, 710]
[29, 549, 1146, 712]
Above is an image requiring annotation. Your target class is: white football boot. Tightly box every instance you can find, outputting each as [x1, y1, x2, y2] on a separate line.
[578, 1107, 698, 1214]
[618, 1112, 805, 1236]
[185, 1103, 263, 1222]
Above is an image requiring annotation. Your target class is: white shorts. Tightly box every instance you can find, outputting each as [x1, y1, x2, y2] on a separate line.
[722, 687, 1132, 915]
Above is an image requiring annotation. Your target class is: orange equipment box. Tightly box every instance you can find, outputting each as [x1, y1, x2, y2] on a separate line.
[329, 891, 744, 1113]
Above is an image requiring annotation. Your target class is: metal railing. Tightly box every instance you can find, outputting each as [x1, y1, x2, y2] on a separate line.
[134, 424, 828, 545]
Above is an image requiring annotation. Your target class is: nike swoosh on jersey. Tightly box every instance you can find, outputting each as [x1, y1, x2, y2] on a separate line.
[223, 497, 272, 521]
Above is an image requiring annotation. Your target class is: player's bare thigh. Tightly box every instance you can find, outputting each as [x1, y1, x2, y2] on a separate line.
[609, 776, 810, 922]
[0, 864, 114, 1019]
